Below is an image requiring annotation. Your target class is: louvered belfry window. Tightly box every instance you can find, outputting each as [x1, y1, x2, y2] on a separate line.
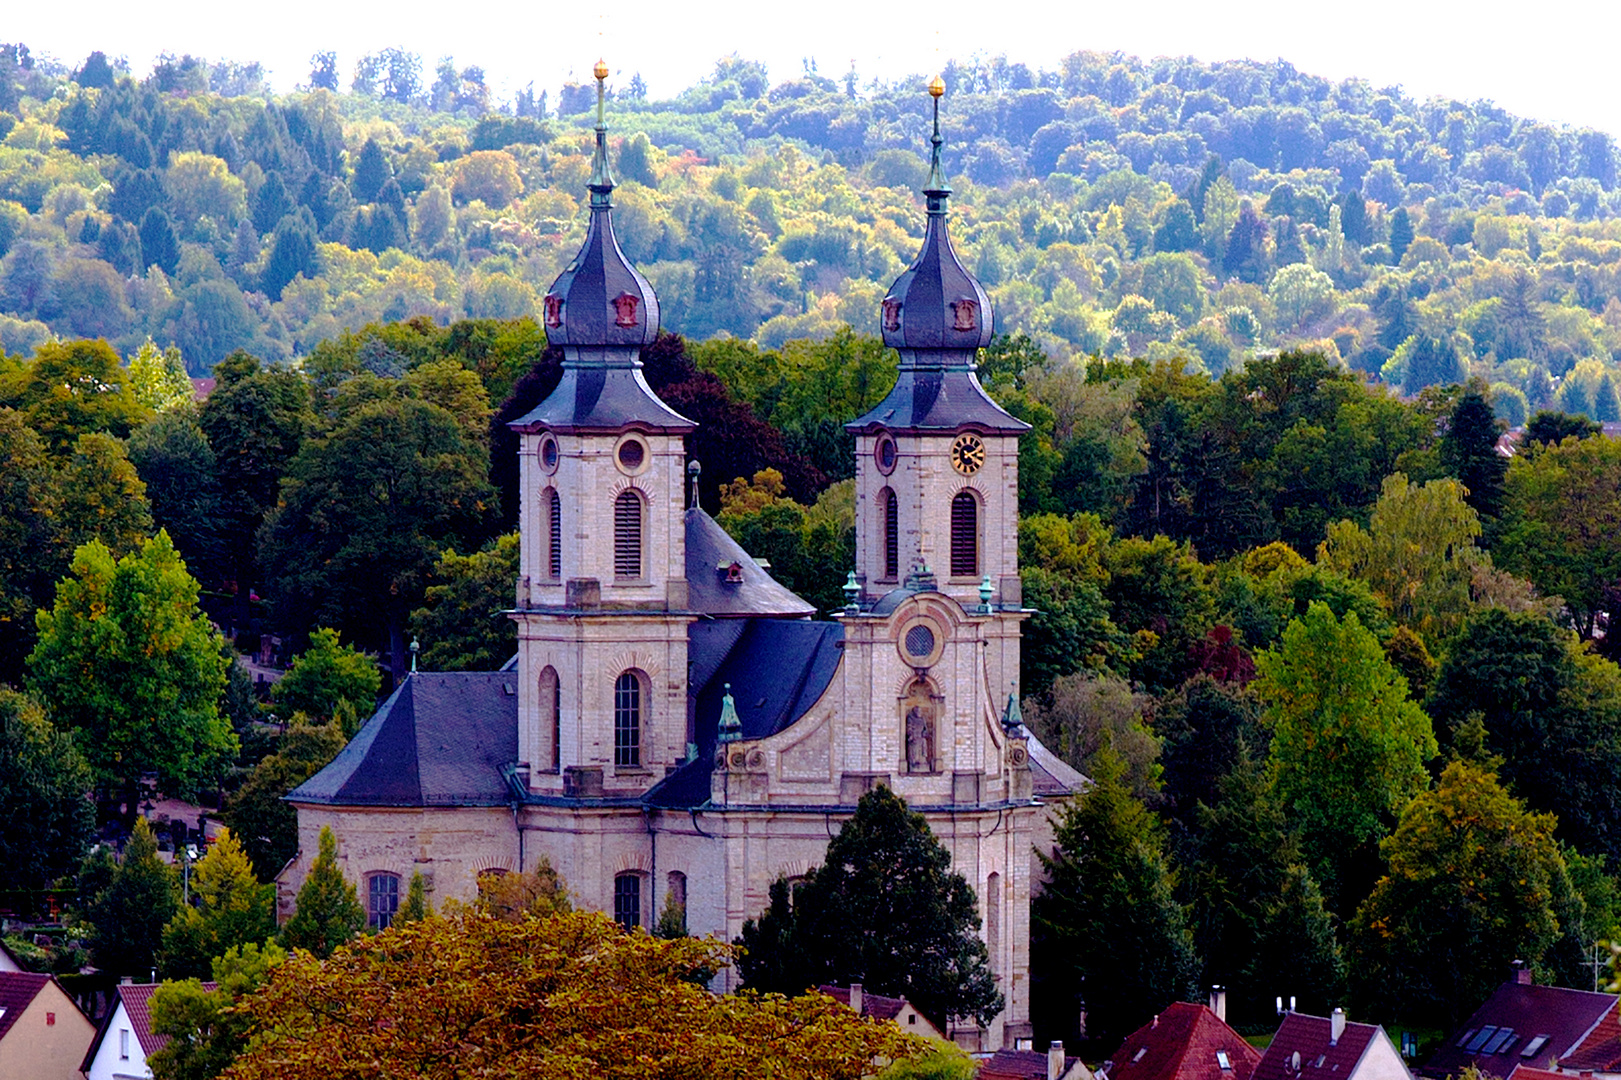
[614, 489, 643, 578]
[614, 671, 641, 767]
[883, 488, 899, 579]
[547, 488, 562, 579]
[950, 490, 978, 577]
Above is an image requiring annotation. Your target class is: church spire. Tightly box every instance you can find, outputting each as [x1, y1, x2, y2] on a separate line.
[923, 74, 950, 214]
[588, 58, 615, 208]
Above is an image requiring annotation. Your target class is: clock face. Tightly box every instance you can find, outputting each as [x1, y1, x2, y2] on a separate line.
[950, 433, 986, 475]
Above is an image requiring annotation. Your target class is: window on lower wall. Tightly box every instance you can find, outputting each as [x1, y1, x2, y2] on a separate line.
[614, 872, 641, 931]
[368, 872, 400, 930]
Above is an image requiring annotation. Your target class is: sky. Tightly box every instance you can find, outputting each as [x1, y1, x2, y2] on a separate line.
[10, 0, 1621, 136]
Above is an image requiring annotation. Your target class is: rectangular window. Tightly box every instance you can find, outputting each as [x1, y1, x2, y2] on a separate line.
[614, 491, 642, 579]
[884, 489, 898, 579]
[614, 673, 641, 767]
[548, 489, 562, 579]
[950, 491, 978, 577]
[368, 873, 400, 930]
[614, 873, 641, 930]
[551, 680, 562, 772]
[120, 1029, 130, 1059]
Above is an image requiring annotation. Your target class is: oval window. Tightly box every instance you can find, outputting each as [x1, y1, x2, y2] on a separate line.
[539, 435, 560, 473]
[616, 437, 647, 474]
[875, 433, 898, 475]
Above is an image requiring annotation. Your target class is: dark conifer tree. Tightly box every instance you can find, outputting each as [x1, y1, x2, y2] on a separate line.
[1388, 207, 1414, 263]
[1440, 390, 1507, 521]
[137, 207, 180, 275]
[352, 137, 391, 203]
[252, 172, 295, 234]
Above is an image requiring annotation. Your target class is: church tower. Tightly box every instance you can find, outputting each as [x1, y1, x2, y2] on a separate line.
[508, 62, 695, 798]
[847, 77, 1029, 697]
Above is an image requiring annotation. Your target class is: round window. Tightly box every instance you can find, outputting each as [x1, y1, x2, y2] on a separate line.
[874, 433, 898, 475]
[539, 435, 560, 473]
[904, 624, 935, 658]
[614, 435, 650, 475]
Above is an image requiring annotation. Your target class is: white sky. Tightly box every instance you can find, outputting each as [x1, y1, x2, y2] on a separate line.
[11, 0, 1621, 137]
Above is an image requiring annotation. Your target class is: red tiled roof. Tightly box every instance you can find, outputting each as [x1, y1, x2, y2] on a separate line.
[1108, 1002, 1262, 1080]
[1422, 981, 1616, 1077]
[1555, 997, 1621, 1073]
[0, 972, 51, 1044]
[1505, 1067, 1565, 1080]
[817, 984, 909, 1021]
[981, 1048, 1082, 1080]
[81, 981, 218, 1073]
[1254, 1013, 1380, 1080]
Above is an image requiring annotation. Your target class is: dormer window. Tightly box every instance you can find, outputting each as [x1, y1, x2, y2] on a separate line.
[723, 561, 744, 584]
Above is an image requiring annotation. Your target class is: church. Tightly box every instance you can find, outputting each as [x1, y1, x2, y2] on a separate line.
[278, 64, 1083, 1051]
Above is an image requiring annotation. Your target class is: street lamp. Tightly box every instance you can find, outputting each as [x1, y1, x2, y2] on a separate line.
[183, 843, 198, 905]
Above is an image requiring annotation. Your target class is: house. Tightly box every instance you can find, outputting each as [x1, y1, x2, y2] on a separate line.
[981, 1041, 1095, 1080]
[1104, 996, 1262, 1080]
[1255, 1009, 1411, 1080]
[82, 982, 215, 1080]
[819, 983, 946, 1041]
[276, 67, 1083, 1051]
[0, 939, 23, 972]
[0, 971, 96, 1080]
[1558, 1001, 1621, 1078]
[1421, 965, 1616, 1078]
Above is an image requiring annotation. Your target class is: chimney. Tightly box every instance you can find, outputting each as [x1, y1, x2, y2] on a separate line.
[1209, 986, 1227, 1023]
[849, 983, 863, 1015]
[1331, 1008, 1346, 1046]
[1512, 960, 1532, 985]
[1049, 1040, 1067, 1080]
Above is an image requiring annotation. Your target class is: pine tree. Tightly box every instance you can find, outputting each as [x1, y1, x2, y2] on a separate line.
[1441, 390, 1508, 520]
[252, 172, 294, 234]
[160, 828, 277, 978]
[352, 138, 391, 203]
[1338, 190, 1369, 246]
[260, 211, 317, 301]
[1388, 207, 1414, 263]
[1595, 373, 1621, 423]
[1558, 376, 1594, 418]
[281, 826, 364, 958]
[396, 871, 430, 925]
[1034, 747, 1198, 1049]
[138, 207, 180, 275]
[81, 818, 181, 978]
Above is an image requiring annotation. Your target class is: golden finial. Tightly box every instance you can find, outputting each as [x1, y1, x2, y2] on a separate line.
[594, 58, 609, 82]
[928, 74, 945, 98]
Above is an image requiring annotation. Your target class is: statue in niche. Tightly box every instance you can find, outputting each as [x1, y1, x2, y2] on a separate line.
[903, 681, 936, 773]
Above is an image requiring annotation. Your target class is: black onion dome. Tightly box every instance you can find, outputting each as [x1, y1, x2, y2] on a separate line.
[881, 77, 993, 357]
[540, 61, 659, 351]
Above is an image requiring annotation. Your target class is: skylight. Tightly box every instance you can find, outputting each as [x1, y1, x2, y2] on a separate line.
[1455, 1030, 1477, 1049]
[1465, 1027, 1499, 1053]
[1133, 1048, 1148, 1063]
[1217, 1052, 1232, 1070]
[1521, 1037, 1550, 1059]
[1483, 1029, 1516, 1055]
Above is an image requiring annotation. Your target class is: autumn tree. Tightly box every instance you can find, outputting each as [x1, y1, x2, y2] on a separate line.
[1254, 602, 1436, 910]
[28, 532, 234, 818]
[226, 909, 926, 1080]
[78, 818, 181, 978]
[474, 858, 571, 922]
[1034, 747, 1198, 1049]
[281, 826, 364, 958]
[737, 786, 1002, 1029]
[1351, 759, 1570, 1026]
[160, 828, 277, 979]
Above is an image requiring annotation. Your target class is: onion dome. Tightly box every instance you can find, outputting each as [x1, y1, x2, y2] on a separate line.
[848, 79, 1025, 435]
[540, 59, 660, 354]
[880, 75, 993, 357]
[513, 60, 689, 434]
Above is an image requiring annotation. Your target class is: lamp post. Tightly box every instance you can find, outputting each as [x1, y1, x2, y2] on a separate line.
[182, 843, 198, 905]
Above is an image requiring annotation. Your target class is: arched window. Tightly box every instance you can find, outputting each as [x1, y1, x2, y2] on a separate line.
[881, 487, 899, 579]
[614, 489, 643, 579]
[546, 488, 561, 579]
[985, 871, 1001, 974]
[950, 490, 978, 577]
[614, 671, 642, 767]
[613, 872, 642, 930]
[368, 873, 400, 930]
[540, 666, 560, 772]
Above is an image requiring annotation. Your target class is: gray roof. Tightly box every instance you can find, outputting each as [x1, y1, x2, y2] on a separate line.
[846, 368, 1029, 434]
[882, 209, 993, 354]
[288, 672, 518, 807]
[506, 365, 694, 433]
[685, 508, 818, 618]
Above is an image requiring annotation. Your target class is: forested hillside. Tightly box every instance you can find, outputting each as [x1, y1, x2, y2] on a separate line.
[2, 44, 1621, 420]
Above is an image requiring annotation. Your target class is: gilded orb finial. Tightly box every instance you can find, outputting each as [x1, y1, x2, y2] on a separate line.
[594, 58, 609, 82]
[928, 74, 945, 98]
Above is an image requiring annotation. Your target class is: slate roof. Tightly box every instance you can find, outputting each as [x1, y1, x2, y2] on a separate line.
[505, 364, 693, 434]
[1106, 1001, 1261, 1080]
[81, 982, 213, 1071]
[817, 984, 910, 1022]
[288, 672, 518, 807]
[845, 368, 1029, 434]
[1423, 979, 1617, 1078]
[0, 972, 49, 1044]
[980, 1048, 1088, 1080]
[685, 508, 818, 618]
[1254, 1013, 1388, 1080]
[1029, 736, 1090, 797]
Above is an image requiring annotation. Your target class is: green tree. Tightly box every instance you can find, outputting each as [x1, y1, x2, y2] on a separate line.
[139, 207, 180, 275]
[79, 818, 181, 978]
[262, 396, 495, 681]
[1034, 747, 1197, 1049]
[148, 941, 286, 1080]
[410, 532, 519, 671]
[127, 413, 223, 586]
[396, 871, 430, 925]
[352, 138, 392, 203]
[28, 532, 234, 817]
[1388, 207, 1414, 263]
[1499, 433, 1621, 642]
[12, 339, 148, 451]
[1523, 410, 1600, 446]
[0, 687, 94, 897]
[270, 627, 380, 724]
[736, 786, 1002, 1029]
[1255, 602, 1436, 909]
[281, 826, 365, 958]
[224, 719, 346, 882]
[160, 828, 276, 978]
[1350, 759, 1568, 1026]
[129, 340, 194, 412]
[1440, 389, 1507, 522]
